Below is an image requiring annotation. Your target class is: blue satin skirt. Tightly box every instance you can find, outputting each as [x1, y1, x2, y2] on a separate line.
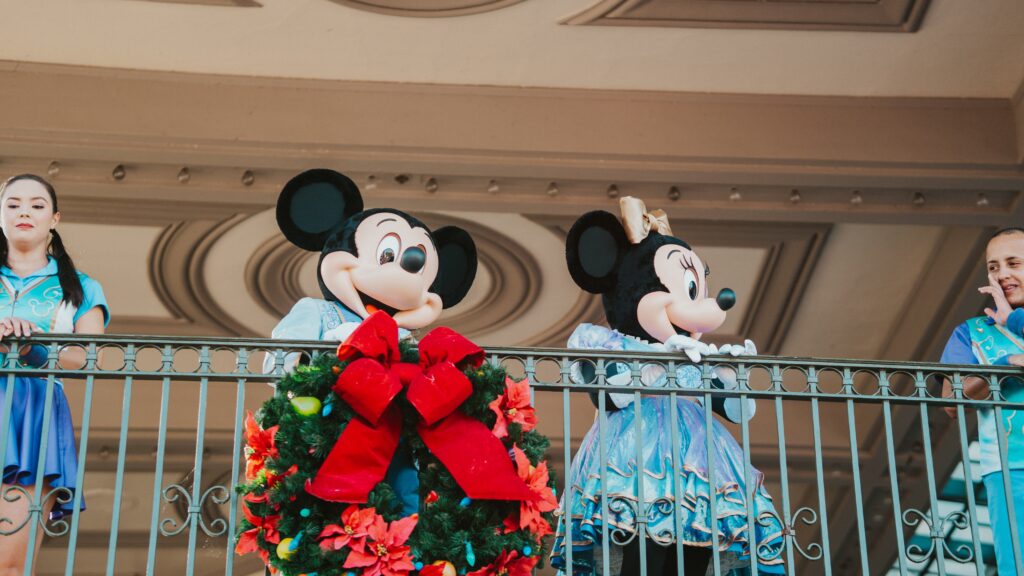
[1, 376, 83, 519]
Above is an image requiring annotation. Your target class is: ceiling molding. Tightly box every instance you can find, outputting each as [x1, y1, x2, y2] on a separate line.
[0, 61, 1019, 210]
[5, 157, 1020, 229]
[565, 0, 931, 32]
[128, 0, 261, 5]
[327, 0, 526, 17]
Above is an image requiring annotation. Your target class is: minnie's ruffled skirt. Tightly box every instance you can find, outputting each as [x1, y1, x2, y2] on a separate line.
[1, 377, 83, 519]
[551, 396, 785, 575]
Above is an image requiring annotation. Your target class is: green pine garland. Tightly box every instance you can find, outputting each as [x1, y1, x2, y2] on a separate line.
[236, 343, 556, 576]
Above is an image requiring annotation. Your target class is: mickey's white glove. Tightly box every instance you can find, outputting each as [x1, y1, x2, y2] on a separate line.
[322, 322, 362, 343]
[663, 334, 711, 363]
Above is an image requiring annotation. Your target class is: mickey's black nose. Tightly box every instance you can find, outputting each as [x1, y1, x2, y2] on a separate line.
[716, 288, 736, 311]
[401, 246, 426, 273]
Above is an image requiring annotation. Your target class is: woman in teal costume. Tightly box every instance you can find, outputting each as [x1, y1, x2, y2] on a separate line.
[0, 175, 109, 574]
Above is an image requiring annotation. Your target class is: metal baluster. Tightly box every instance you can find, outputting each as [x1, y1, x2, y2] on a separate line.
[561, 355, 573, 576]
[598, 359, 611, 576]
[739, 361, 759, 576]
[0, 347, 20, 538]
[631, 359, 646, 576]
[881, 369, 909, 576]
[912, 370, 949, 576]
[185, 346, 213, 576]
[842, 367, 870, 575]
[666, 359, 685, 576]
[23, 343, 59, 576]
[64, 341, 99, 574]
[146, 345, 174, 575]
[702, 362, 721, 575]
[807, 366, 832, 576]
[772, 365, 797, 576]
[950, 372, 985, 575]
[105, 343, 137, 576]
[225, 348, 249, 576]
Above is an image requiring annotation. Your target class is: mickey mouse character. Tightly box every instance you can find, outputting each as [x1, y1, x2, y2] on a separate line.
[266, 168, 477, 515]
[267, 169, 476, 357]
[550, 198, 784, 576]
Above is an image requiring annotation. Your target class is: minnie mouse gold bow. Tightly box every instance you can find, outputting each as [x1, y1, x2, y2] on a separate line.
[620, 196, 672, 244]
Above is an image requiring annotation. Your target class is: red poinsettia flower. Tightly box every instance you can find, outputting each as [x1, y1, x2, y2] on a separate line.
[466, 550, 538, 576]
[318, 504, 377, 552]
[236, 503, 281, 563]
[488, 378, 537, 438]
[502, 446, 557, 538]
[244, 411, 279, 480]
[343, 513, 418, 576]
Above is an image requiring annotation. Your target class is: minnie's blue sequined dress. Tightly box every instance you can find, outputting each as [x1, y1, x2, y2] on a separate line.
[551, 324, 784, 575]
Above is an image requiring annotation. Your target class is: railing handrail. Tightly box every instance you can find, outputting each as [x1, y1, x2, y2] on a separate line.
[3, 333, 1021, 374]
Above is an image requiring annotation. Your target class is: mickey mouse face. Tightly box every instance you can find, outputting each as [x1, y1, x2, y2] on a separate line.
[565, 209, 735, 344]
[320, 210, 442, 329]
[277, 169, 477, 330]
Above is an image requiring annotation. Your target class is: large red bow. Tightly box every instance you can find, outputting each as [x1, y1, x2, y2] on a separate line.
[306, 312, 535, 503]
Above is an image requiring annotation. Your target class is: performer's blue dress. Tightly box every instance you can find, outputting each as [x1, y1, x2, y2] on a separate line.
[0, 258, 108, 519]
[551, 324, 785, 575]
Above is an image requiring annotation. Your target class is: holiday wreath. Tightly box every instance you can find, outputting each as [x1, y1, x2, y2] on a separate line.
[236, 312, 557, 576]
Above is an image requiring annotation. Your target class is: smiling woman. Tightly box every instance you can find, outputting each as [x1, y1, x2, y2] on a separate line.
[0, 174, 109, 575]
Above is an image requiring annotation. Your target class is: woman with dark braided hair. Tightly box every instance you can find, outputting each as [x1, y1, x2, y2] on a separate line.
[0, 174, 108, 574]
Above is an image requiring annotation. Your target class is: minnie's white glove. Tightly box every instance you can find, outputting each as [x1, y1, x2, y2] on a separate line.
[663, 334, 711, 363]
[707, 339, 758, 357]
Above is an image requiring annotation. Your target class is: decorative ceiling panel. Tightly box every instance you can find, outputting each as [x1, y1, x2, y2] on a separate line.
[327, 0, 527, 17]
[565, 0, 931, 32]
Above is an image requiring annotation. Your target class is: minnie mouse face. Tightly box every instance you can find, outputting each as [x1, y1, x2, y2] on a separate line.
[566, 209, 735, 344]
[278, 169, 477, 330]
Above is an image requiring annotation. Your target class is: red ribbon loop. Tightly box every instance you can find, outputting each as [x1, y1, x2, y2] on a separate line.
[306, 312, 534, 504]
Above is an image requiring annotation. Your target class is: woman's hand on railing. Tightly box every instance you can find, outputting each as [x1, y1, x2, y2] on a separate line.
[0, 317, 39, 339]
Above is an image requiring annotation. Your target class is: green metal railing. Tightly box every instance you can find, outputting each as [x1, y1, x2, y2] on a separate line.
[1, 334, 1022, 576]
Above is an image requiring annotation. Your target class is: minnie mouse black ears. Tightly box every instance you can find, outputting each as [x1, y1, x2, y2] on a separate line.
[277, 169, 364, 252]
[565, 210, 628, 294]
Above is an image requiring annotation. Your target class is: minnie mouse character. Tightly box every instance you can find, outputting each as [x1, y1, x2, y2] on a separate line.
[266, 168, 477, 515]
[551, 198, 784, 576]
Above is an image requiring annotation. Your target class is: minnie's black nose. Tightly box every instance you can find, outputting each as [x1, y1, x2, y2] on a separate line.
[716, 288, 736, 311]
[401, 246, 426, 273]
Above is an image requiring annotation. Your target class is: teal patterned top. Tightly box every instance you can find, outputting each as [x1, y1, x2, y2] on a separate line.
[967, 316, 1024, 476]
[0, 257, 108, 333]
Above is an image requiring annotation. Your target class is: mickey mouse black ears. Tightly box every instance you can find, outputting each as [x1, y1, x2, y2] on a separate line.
[277, 169, 364, 251]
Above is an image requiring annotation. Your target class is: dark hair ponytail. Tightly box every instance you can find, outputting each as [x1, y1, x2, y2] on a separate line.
[0, 174, 84, 308]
